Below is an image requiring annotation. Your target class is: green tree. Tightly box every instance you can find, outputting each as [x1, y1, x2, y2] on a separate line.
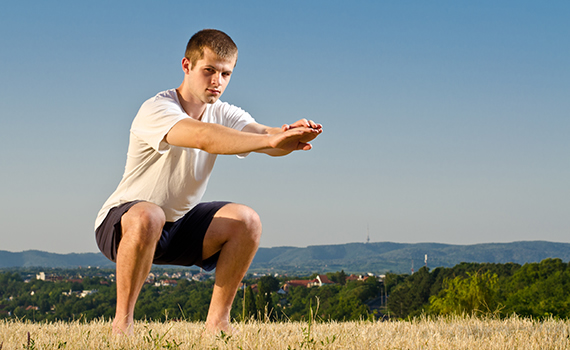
[384, 272, 406, 294]
[501, 259, 570, 318]
[254, 276, 280, 319]
[243, 285, 257, 320]
[256, 288, 273, 320]
[387, 267, 433, 318]
[327, 270, 347, 285]
[258, 275, 280, 293]
[429, 270, 499, 316]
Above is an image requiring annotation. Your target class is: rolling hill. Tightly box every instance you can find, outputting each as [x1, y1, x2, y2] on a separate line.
[1, 241, 569, 274]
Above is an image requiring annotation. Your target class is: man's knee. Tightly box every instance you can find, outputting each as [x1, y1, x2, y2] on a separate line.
[239, 206, 262, 243]
[219, 204, 262, 243]
[121, 202, 165, 245]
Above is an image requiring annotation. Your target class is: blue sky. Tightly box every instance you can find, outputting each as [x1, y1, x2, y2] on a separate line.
[1, 1, 568, 254]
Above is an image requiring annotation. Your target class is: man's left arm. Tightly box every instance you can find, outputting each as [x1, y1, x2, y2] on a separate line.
[242, 119, 323, 157]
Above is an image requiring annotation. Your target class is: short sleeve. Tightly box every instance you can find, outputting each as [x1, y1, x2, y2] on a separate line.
[130, 91, 188, 154]
[206, 100, 256, 130]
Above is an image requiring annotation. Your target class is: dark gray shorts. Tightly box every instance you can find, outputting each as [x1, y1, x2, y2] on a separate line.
[95, 201, 230, 271]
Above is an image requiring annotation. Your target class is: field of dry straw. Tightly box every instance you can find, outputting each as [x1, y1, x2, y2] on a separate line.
[1, 315, 570, 349]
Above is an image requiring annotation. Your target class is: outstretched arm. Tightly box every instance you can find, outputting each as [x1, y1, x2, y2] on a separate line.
[165, 117, 321, 155]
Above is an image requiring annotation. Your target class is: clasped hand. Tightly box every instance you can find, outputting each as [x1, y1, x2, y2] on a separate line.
[271, 119, 323, 152]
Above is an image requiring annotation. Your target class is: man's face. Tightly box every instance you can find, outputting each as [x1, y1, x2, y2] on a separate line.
[184, 47, 237, 104]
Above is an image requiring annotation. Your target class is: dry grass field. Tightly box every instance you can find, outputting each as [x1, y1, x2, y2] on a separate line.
[1, 315, 570, 349]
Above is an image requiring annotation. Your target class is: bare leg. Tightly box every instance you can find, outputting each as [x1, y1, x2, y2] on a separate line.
[112, 202, 165, 335]
[201, 203, 262, 333]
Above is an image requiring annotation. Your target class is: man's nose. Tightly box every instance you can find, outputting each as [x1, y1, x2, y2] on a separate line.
[211, 73, 222, 86]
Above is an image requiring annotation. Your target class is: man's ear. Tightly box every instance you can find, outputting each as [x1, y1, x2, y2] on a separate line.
[181, 57, 191, 74]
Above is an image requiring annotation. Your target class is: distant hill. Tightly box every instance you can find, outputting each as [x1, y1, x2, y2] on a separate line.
[2, 241, 570, 274]
[250, 241, 570, 274]
[0, 250, 114, 269]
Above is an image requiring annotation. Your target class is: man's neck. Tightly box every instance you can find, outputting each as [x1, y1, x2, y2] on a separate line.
[176, 86, 207, 120]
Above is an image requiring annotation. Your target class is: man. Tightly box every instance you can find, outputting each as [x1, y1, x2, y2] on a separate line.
[94, 29, 322, 335]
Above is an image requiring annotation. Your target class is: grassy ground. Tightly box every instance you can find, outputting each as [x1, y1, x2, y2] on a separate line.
[1, 316, 570, 349]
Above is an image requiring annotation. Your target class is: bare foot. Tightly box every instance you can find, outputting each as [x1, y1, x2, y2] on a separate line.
[112, 318, 134, 336]
[203, 320, 238, 336]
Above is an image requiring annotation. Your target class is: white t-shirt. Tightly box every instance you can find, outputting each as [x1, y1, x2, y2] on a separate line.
[95, 89, 255, 229]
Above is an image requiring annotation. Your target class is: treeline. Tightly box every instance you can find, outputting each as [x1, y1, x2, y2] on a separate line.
[0, 273, 117, 321]
[386, 258, 570, 319]
[3, 258, 570, 323]
[0, 271, 382, 322]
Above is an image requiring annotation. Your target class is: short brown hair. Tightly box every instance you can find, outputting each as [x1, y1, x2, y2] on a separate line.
[185, 29, 238, 69]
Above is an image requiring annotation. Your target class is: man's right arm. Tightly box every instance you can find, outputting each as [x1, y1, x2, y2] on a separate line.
[164, 118, 318, 155]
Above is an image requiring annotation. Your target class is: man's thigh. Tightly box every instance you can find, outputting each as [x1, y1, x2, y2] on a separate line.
[153, 201, 231, 270]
